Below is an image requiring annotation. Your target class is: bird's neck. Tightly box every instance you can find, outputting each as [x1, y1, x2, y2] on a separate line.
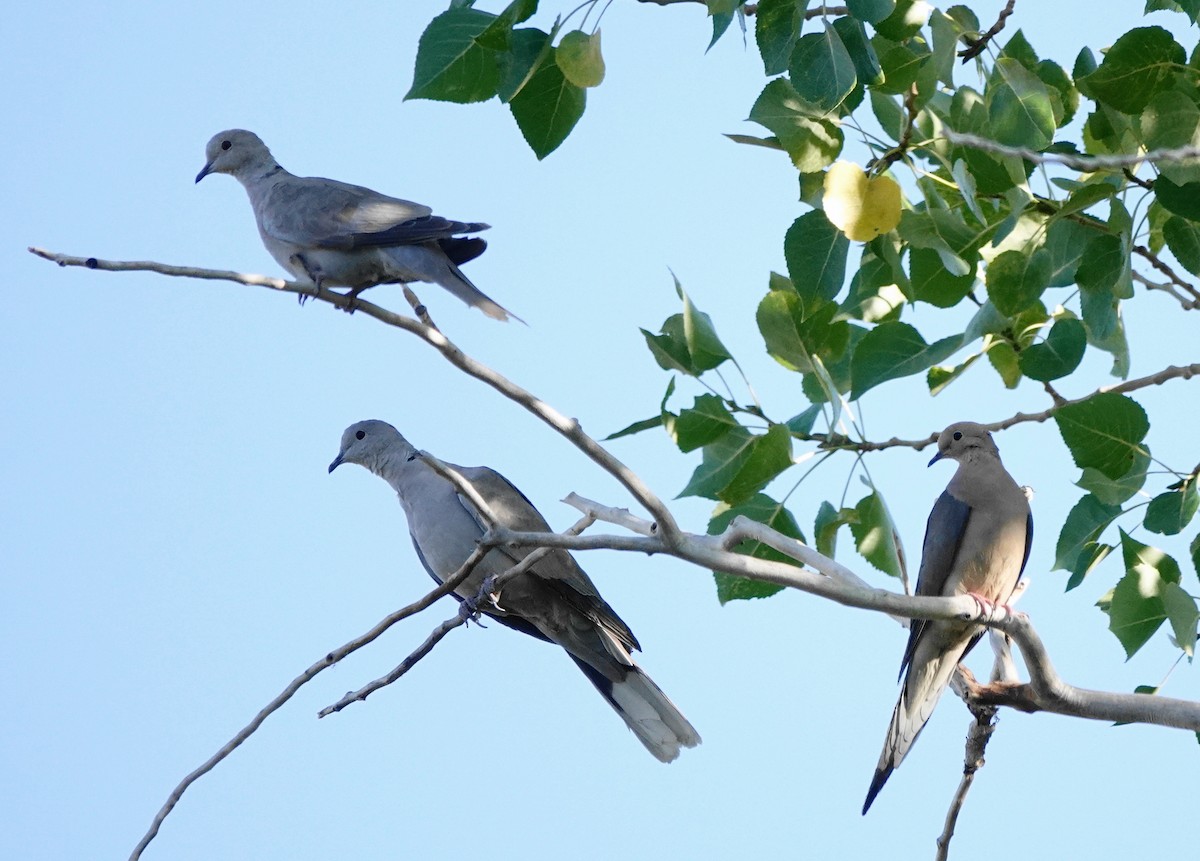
[372, 448, 423, 495]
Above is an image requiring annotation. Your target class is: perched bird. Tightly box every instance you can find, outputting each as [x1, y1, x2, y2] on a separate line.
[196, 129, 518, 320]
[328, 419, 701, 762]
[863, 422, 1032, 813]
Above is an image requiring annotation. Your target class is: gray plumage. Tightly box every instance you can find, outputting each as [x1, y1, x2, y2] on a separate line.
[328, 419, 700, 763]
[196, 129, 518, 321]
[863, 422, 1032, 813]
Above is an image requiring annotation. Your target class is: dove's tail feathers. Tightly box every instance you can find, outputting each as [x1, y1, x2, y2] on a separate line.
[438, 259, 523, 324]
[863, 634, 971, 814]
[438, 236, 488, 267]
[571, 657, 701, 763]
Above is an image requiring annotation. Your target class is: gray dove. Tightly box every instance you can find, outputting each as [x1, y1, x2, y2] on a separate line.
[862, 421, 1032, 813]
[329, 419, 701, 762]
[196, 129, 518, 321]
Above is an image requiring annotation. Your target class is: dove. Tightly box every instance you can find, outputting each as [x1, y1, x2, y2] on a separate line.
[863, 422, 1032, 813]
[329, 419, 700, 762]
[196, 129, 518, 320]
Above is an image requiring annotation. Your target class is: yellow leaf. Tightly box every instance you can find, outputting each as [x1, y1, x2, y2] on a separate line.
[822, 161, 902, 242]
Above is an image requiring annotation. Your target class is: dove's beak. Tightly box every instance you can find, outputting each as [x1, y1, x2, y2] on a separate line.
[927, 450, 944, 467]
[328, 452, 345, 474]
[195, 161, 215, 183]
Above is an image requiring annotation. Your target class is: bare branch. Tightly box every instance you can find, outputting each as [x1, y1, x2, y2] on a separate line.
[1133, 244, 1200, 303]
[127, 546, 489, 861]
[938, 668, 1000, 860]
[318, 514, 596, 716]
[1133, 272, 1200, 311]
[942, 129, 1200, 170]
[958, 0, 1015, 62]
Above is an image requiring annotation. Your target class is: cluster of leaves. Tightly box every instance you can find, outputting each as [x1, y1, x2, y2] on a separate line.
[407, 0, 604, 158]
[410, 2, 1200, 663]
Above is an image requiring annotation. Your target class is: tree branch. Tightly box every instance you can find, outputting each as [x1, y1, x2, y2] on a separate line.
[938, 668, 1000, 861]
[317, 514, 596, 717]
[127, 546, 490, 861]
[957, 0, 1015, 62]
[942, 128, 1200, 170]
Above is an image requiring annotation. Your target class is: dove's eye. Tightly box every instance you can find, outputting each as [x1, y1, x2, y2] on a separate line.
[953, 431, 962, 441]
[355, 430, 366, 440]
[221, 140, 232, 151]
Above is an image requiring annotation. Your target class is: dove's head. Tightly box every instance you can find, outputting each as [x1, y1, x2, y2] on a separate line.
[329, 419, 414, 474]
[928, 421, 999, 467]
[196, 129, 276, 183]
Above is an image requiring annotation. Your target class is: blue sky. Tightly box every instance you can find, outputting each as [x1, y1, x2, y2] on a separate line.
[5, 2, 1197, 859]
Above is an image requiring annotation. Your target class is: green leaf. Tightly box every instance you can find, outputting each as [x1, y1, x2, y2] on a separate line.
[1144, 481, 1200, 535]
[680, 283, 733, 369]
[1142, 90, 1200, 185]
[849, 489, 905, 579]
[927, 353, 982, 396]
[508, 49, 586, 158]
[850, 321, 963, 399]
[986, 57, 1056, 149]
[748, 79, 844, 171]
[873, 38, 931, 96]
[897, 209, 980, 276]
[1079, 26, 1185, 114]
[1101, 530, 1183, 658]
[604, 415, 664, 441]
[789, 23, 857, 114]
[1074, 233, 1125, 295]
[1054, 494, 1122, 572]
[1067, 542, 1113, 592]
[1161, 581, 1199, 656]
[641, 311, 728, 376]
[784, 210, 850, 314]
[476, 0, 539, 51]
[497, 27, 553, 102]
[1054, 393, 1149, 480]
[847, 0, 895, 23]
[1163, 216, 1200, 275]
[1191, 533, 1200, 581]
[756, 0, 805, 75]
[1041, 218, 1093, 288]
[985, 248, 1051, 316]
[673, 395, 738, 453]
[1018, 317, 1087, 381]
[680, 424, 793, 506]
[757, 293, 849, 374]
[1077, 446, 1151, 505]
[408, 8, 502, 103]
[709, 493, 807, 603]
[832, 16, 882, 86]
[1156, 176, 1200, 222]
[874, 0, 931, 41]
[910, 246, 976, 307]
[555, 29, 605, 88]
[814, 500, 845, 558]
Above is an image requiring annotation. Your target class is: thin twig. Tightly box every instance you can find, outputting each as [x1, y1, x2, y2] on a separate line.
[958, 0, 1015, 62]
[1133, 245, 1200, 302]
[942, 129, 1200, 169]
[1133, 272, 1200, 311]
[318, 513, 596, 716]
[939, 667, 1000, 860]
[127, 546, 489, 861]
